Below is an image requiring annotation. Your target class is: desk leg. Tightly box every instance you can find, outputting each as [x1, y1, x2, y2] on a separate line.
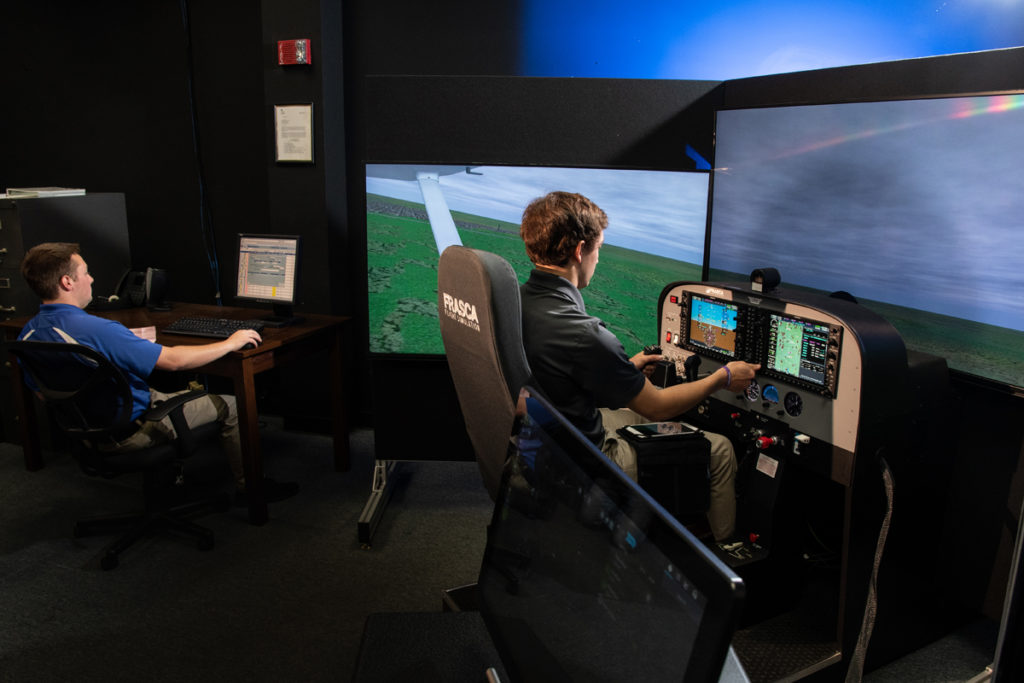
[329, 326, 350, 472]
[235, 361, 267, 525]
[8, 355, 43, 471]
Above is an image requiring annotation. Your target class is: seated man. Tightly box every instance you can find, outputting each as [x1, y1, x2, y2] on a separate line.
[518, 192, 759, 542]
[18, 242, 297, 504]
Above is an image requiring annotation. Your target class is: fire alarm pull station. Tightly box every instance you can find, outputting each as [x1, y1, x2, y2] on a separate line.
[278, 39, 311, 65]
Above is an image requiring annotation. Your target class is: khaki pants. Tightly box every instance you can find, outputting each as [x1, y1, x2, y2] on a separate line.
[600, 407, 737, 542]
[97, 388, 244, 484]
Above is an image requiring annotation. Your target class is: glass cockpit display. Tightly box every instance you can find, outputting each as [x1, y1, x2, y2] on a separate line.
[766, 313, 830, 387]
[688, 295, 739, 357]
[671, 289, 843, 398]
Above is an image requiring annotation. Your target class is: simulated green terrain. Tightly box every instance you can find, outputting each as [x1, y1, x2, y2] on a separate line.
[367, 194, 701, 355]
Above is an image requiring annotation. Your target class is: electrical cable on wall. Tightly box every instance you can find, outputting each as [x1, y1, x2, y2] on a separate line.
[844, 454, 895, 683]
[179, 0, 222, 305]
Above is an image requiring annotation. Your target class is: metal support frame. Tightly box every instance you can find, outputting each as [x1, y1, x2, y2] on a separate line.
[357, 459, 400, 548]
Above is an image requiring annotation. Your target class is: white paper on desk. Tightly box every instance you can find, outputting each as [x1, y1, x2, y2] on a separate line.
[130, 326, 157, 342]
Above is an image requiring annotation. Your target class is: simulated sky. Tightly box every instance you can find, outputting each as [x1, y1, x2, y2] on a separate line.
[366, 165, 709, 265]
[710, 95, 1024, 332]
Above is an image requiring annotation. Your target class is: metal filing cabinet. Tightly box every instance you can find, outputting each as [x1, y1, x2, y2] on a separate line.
[0, 193, 133, 443]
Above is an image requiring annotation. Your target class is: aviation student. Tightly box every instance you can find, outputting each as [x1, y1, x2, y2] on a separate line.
[518, 191, 760, 542]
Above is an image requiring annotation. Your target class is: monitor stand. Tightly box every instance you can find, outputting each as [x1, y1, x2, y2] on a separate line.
[260, 303, 305, 328]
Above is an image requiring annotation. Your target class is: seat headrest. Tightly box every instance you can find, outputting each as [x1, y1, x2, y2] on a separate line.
[438, 245, 531, 404]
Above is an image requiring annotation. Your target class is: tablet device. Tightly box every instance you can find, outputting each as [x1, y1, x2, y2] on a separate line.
[618, 421, 703, 442]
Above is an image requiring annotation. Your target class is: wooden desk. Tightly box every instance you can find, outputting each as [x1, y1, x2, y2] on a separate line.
[1, 303, 351, 525]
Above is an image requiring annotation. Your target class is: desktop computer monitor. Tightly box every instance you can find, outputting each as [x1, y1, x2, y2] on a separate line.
[235, 233, 302, 326]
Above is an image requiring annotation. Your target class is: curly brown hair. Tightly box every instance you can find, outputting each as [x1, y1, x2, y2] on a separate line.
[520, 191, 607, 266]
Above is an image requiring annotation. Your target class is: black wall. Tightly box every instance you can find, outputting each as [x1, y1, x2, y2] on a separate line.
[2, 2, 264, 304]
[0, 1, 345, 315]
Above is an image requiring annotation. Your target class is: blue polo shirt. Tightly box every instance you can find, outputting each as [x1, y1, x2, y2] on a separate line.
[19, 304, 163, 420]
[520, 269, 646, 445]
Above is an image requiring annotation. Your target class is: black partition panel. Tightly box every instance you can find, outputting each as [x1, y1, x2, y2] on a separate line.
[364, 75, 722, 170]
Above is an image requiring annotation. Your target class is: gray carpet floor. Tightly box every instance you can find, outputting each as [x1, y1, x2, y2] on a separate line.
[0, 420, 492, 682]
[0, 420, 1000, 682]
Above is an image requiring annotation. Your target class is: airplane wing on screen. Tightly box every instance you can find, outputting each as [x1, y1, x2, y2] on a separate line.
[366, 164, 481, 255]
[416, 172, 462, 254]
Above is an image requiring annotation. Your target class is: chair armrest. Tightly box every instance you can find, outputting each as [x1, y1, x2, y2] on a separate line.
[144, 389, 213, 457]
[143, 389, 209, 422]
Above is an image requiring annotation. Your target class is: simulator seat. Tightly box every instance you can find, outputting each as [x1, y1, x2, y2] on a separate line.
[437, 245, 533, 500]
[8, 340, 229, 570]
[437, 246, 712, 528]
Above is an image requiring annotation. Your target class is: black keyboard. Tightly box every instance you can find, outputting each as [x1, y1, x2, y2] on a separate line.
[161, 316, 266, 339]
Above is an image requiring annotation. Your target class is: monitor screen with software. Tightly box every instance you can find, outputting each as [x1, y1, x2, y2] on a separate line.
[478, 388, 745, 683]
[235, 233, 301, 324]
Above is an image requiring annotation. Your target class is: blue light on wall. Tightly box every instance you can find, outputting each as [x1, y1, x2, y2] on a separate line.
[521, 1, 1024, 80]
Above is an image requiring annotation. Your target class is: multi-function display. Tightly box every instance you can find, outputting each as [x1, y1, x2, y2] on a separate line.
[766, 313, 830, 387]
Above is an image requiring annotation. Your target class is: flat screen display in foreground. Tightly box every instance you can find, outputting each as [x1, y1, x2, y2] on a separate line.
[709, 94, 1024, 388]
[478, 388, 744, 682]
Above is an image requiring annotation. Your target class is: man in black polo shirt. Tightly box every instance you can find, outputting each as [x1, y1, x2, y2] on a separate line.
[519, 191, 759, 542]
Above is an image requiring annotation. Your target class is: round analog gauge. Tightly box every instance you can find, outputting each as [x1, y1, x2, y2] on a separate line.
[762, 384, 780, 404]
[784, 391, 804, 417]
[744, 380, 761, 402]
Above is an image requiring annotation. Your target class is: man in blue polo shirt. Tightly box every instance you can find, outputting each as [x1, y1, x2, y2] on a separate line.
[19, 242, 297, 504]
[519, 192, 759, 542]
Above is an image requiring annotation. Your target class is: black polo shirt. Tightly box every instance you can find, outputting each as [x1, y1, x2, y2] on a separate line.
[520, 269, 646, 445]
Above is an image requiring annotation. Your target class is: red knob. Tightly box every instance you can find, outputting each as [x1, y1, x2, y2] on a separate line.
[755, 436, 777, 450]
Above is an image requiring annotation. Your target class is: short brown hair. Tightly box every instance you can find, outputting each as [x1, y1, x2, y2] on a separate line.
[21, 242, 81, 300]
[520, 191, 608, 266]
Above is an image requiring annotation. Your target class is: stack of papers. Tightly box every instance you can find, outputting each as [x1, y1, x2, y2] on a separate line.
[5, 187, 86, 198]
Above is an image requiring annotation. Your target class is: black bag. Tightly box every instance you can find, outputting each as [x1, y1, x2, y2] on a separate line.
[619, 425, 711, 517]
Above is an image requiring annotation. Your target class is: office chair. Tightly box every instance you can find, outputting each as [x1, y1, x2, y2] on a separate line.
[437, 246, 533, 500]
[7, 340, 229, 570]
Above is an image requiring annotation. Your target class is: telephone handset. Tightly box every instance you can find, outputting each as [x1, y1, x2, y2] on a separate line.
[115, 269, 148, 307]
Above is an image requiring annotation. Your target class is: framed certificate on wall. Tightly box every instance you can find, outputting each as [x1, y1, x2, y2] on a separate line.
[274, 103, 314, 163]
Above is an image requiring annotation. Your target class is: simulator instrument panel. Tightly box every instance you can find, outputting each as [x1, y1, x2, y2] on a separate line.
[654, 279, 916, 682]
[656, 282, 885, 485]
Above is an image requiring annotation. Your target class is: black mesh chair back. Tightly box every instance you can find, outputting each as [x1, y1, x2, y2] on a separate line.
[10, 339, 134, 445]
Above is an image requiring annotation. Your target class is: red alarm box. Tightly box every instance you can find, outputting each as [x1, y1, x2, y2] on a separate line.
[278, 39, 312, 65]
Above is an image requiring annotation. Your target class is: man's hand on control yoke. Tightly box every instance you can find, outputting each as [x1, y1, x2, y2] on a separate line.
[630, 350, 664, 376]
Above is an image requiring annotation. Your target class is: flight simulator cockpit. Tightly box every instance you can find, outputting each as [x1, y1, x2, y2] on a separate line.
[649, 271, 928, 681]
